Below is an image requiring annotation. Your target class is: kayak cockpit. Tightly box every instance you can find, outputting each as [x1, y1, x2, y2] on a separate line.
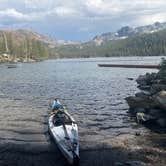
[53, 111, 73, 126]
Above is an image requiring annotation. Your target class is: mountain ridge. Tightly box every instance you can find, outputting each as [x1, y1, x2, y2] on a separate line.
[91, 22, 166, 46]
[1, 21, 166, 62]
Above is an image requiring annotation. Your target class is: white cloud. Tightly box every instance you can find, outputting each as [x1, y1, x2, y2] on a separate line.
[0, 8, 28, 19]
[0, 8, 44, 23]
[49, 7, 79, 17]
[1, 0, 166, 20]
[135, 12, 166, 26]
[0, 0, 166, 40]
[85, 0, 123, 16]
[25, 0, 54, 10]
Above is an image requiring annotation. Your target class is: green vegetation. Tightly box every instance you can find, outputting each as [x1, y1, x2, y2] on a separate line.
[0, 30, 56, 62]
[57, 29, 166, 58]
[158, 58, 166, 83]
[1, 28, 166, 62]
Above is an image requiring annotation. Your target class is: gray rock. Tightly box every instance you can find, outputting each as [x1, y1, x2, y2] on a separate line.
[136, 73, 157, 86]
[125, 161, 146, 166]
[150, 84, 166, 94]
[136, 75, 147, 85]
[126, 96, 156, 109]
[114, 162, 124, 166]
[156, 118, 166, 127]
[127, 77, 134, 81]
[128, 108, 146, 115]
[135, 108, 146, 113]
[135, 92, 151, 98]
[151, 79, 162, 84]
[148, 109, 163, 117]
[114, 161, 147, 166]
[138, 85, 151, 91]
[153, 90, 166, 110]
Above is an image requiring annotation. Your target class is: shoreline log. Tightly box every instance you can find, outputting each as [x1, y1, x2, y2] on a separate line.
[98, 64, 160, 69]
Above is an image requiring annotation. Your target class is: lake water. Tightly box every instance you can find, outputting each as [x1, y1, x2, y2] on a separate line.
[0, 56, 165, 165]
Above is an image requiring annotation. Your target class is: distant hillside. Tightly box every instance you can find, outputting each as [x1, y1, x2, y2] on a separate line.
[57, 28, 166, 58]
[55, 22, 166, 58]
[0, 29, 59, 62]
[1, 22, 166, 62]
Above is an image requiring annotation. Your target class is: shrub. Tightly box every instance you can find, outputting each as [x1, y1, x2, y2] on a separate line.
[158, 58, 166, 83]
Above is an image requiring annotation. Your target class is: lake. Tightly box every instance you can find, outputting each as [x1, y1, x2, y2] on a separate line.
[0, 56, 165, 166]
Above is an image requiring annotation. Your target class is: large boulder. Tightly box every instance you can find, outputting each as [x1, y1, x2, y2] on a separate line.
[114, 161, 146, 166]
[135, 91, 151, 98]
[156, 118, 166, 127]
[150, 84, 166, 94]
[128, 108, 146, 115]
[126, 96, 156, 110]
[136, 73, 157, 86]
[153, 90, 166, 110]
[137, 85, 151, 91]
[136, 75, 147, 86]
[148, 108, 164, 117]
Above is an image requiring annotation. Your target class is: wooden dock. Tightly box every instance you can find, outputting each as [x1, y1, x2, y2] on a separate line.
[98, 64, 160, 69]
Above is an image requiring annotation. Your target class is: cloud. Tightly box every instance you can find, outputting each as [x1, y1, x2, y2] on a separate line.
[1, 0, 166, 21]
[0, 0, 166, 40]
[24, 0, 55, 10]
[0, 8, 44, 24]
[48, 7, 80, 17]
[0, 8, 29, 19]
[135, 12, 166, 26]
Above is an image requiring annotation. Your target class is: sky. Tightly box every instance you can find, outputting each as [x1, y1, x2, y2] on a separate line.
[0, 0, 166, 41]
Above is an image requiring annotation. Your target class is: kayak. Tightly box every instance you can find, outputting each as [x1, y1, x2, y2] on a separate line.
[7, 64, 17, 68]
[48, 109, 79, 165]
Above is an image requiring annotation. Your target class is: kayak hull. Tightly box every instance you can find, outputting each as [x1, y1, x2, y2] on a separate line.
[48, 114, 79, 165]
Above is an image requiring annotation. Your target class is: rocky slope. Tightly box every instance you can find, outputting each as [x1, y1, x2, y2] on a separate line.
[91, 22, 166, 46]
[126, 59, 166, 127]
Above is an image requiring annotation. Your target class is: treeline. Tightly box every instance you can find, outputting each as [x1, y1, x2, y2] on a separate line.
[1, 29, 166, 61]
[57, 29, 166, 58]
[0, 30, 55, 61]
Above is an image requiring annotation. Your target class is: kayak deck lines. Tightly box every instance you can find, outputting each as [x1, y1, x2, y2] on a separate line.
[48, 105, 79, 165]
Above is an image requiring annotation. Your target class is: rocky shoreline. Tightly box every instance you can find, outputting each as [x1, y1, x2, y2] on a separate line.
[126, 59, 166, 128]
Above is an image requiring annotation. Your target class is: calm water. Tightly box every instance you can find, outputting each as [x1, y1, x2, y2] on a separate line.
[0, 56, 164, 165]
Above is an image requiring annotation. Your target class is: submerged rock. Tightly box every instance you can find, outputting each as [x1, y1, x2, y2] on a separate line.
[127, 78, 134, 81]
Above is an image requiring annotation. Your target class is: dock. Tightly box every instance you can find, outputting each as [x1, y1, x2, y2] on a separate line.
[98, 64, 160, 69]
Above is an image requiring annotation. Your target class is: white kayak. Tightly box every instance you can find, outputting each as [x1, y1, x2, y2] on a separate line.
[48, 110, 79, 165]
